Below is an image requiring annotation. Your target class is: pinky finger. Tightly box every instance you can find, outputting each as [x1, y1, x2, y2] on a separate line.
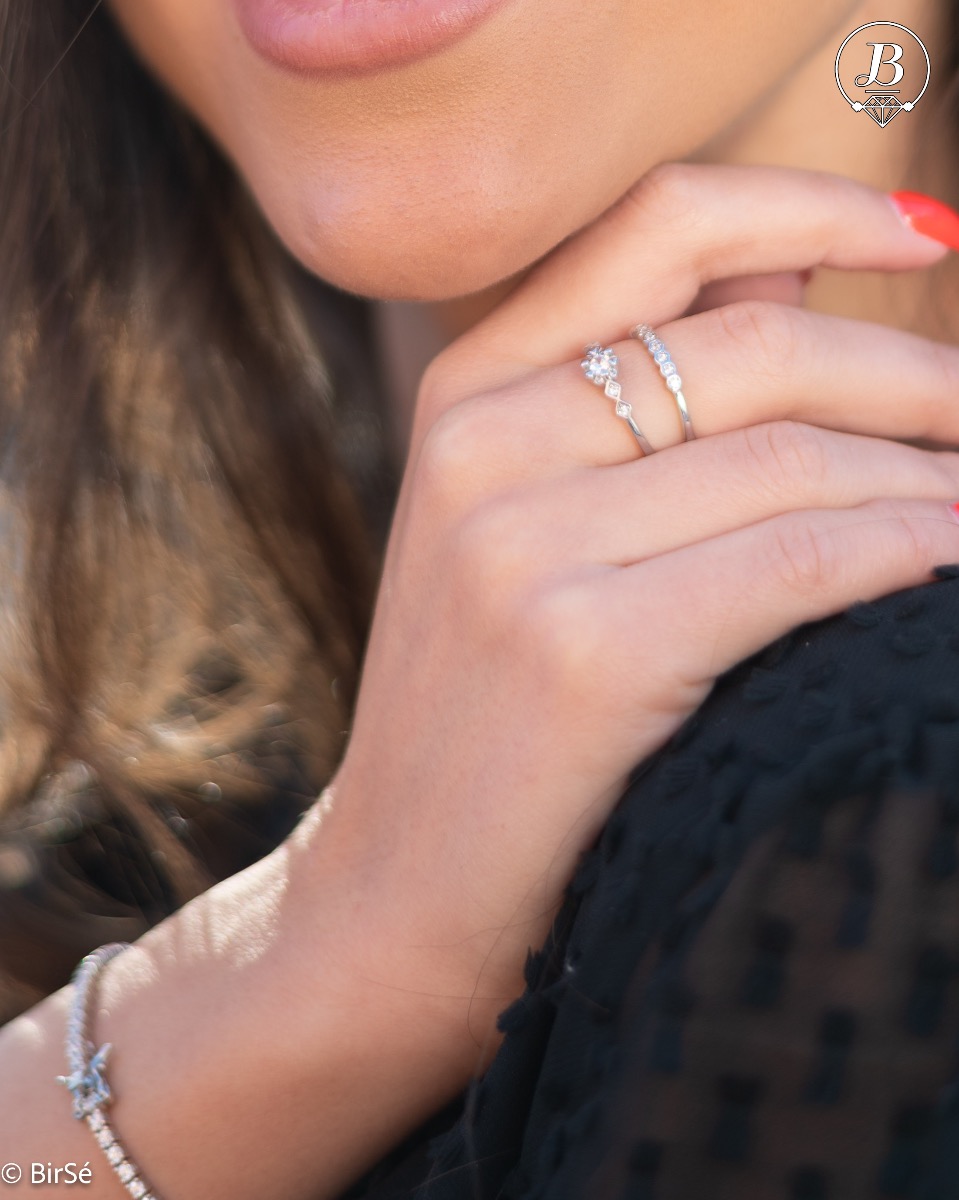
[611, 496, 959, 699]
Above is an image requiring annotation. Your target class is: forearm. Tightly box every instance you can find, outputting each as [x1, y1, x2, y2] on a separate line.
[0, 791, 513, 1200]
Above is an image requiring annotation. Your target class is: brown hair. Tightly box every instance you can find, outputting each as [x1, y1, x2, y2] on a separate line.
[0, 2, 399, 1020]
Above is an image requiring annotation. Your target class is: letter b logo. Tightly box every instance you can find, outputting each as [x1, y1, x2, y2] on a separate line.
[854, 42, 905, 88]
[836, 22, 929, 128]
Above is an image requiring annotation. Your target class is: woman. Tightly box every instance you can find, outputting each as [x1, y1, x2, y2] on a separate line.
[2, 0, 959, 1196]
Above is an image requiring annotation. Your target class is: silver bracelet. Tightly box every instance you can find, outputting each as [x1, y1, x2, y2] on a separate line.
[56, 943, 163, 1200]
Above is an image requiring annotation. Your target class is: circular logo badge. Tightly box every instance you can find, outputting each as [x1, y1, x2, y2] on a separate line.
[835, 22, 930, 127]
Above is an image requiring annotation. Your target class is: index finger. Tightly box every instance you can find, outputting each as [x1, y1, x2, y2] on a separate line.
[422, 164, 950, 412]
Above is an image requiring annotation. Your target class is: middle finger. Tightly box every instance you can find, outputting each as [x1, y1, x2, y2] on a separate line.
[472, 302, 959, 482]
[499, 425, 959, 568]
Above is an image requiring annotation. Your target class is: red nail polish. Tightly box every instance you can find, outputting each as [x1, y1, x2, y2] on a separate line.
[890, 191, 959, 251]
[951, 501, 959, 523]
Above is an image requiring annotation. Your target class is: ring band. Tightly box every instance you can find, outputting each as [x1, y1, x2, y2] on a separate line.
[580, 343, 655, 456]
[629, 324, 695, 442]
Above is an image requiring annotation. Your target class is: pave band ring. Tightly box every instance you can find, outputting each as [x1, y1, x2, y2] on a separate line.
[629, 324, 695, 442]
[580, 343, 656, 457]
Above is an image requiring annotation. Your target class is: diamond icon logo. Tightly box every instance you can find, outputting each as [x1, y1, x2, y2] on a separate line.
[862, 94, 902, 126]
[835, 22, 929, 129]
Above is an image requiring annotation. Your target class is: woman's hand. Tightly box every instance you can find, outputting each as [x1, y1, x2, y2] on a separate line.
[6, 164, 959, 1200]
[326, 164, 959, 1052]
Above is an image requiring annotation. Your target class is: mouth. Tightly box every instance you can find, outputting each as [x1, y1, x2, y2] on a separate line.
[232, 0, 514, 74]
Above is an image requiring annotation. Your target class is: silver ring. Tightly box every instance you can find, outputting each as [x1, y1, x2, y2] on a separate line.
[580, 343, 655, 456]
[629, 324, 695, 442]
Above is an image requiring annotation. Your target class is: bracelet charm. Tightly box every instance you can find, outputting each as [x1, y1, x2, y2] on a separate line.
[56, 943, 163, 1200]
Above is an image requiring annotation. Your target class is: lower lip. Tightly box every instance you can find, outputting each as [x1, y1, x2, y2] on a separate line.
[233, 0, 512, 74]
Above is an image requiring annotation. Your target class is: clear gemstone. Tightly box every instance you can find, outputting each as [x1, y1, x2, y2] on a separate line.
[666, 374, 682, 392]
[88, 1110, 105, 1132]
[659, 361, 676, 376]
[97, 1128, 115, 1149]
[107, 1145, 124, 1166]
[581, 345, 618, 385]
[654, 349, 669, 363]
[647, 340, 663, 353]
[615, 400, 632, 418]
[128, 1183, 147, 1199]
[604, 380, 622, 400]
[117, 1162, 135, 1183]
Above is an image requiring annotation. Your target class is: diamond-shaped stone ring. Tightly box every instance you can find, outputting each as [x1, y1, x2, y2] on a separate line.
[629, 324, 696, 443]
[580, 343, 656, 457]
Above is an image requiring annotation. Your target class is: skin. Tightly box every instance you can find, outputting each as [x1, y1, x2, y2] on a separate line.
[3, 1, 959, 1198]
[107, 0, 959, 445]
[105, 0, 902, 304]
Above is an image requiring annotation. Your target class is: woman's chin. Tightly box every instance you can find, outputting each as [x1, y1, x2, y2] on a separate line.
[259, 191, 561, 303]
[289, 228, 542, 304]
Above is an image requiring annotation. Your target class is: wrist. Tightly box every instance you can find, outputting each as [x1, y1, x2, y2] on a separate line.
[293, 774, 550, 1056]
[82, 783, 499, 1199]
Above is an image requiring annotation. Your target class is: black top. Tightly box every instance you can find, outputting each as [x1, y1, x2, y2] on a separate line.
[345, 564, 959, 1200]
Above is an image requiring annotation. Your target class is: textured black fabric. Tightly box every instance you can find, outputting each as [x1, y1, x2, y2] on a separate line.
[345, 565, 959, 1200]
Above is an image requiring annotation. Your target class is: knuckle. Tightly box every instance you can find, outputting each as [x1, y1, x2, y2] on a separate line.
[417, 346, 474, 416]
[768, 516, 837, 597]
[626, 161, 698, 226]
[879, 503, 940, 567]
[712, 300, 801, 380]
[519, 580, 604, 691]
[413, 399, 499, 513]
[445, 496, 534, 616]
[415, 408, 474, 512]
[738, 420, 830, 496]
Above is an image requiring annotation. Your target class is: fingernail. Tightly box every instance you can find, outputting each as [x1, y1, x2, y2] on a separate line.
[950, 501, 959, 524]
[890, 191, 959, 251]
